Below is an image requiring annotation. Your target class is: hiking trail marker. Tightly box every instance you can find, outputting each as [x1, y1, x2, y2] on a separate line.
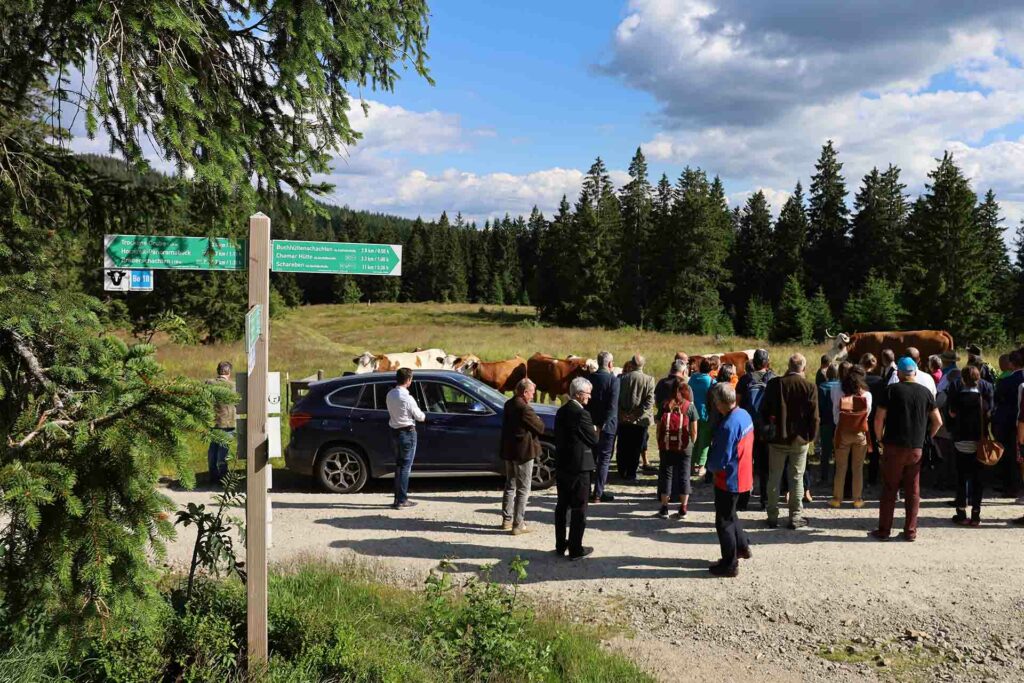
[103, 220, 401, 672]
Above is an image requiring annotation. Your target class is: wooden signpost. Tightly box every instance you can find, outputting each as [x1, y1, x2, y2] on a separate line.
[103, 218, 402, 671]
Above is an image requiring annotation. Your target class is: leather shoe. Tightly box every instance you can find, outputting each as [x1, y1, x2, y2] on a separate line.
[869, 529, 890, 541]
[589, 494, 599, 504]
[709, 562, 739, 578]
[737, 547, 752, 560]
[554, 546, 567, 557]
[568, 546, 594, 561]
[600, 493, 615, 502]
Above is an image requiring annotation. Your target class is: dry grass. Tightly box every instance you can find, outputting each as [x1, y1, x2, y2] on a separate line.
[153, 302, 831, 381]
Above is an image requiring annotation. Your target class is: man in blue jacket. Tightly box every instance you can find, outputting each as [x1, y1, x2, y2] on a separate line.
[706, 383, 754, 578]
[587, 351, 620, 503]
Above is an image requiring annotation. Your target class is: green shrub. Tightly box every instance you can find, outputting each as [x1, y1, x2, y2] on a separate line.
[174, 610, 240, 682]
[80, 597, 174, 683]
[423, 558, 551, 682]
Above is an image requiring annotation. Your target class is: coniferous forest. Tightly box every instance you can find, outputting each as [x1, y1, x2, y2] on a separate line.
[73, 142, 1024, 346]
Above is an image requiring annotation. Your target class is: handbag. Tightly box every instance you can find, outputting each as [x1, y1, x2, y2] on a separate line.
[975, 396, 1003, 466]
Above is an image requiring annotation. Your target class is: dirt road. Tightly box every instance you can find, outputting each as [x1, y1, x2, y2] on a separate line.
[165, 472, 1024, 682]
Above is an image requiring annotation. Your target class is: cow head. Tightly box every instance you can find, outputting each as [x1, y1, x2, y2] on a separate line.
[583, 358, 599, 373]
[438, 354, 458, 369]
[824, 329, 852, 362]
[457, 354, 481, 374]
[352, 352, 378, 373]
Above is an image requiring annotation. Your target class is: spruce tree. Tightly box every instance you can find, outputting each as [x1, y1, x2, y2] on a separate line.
[773, 274, 812, 343]
[904, 153, 1005, 341]
[842, 273, 907, 331]
[524, 207, 547, 306]
[469, 223, 493, 304]
[729, 190, 773, 314]
[618, 147, 653, 327]
[401, 218, 432, 301]
[570, 158, 621, 326]
[1011, 221, 1024, 338]
[771, 181, 809, 302]
[805, 140, 852, 308]
[850, 165, 908, 289]
[539, 196, 576, 323]
[363, 222, 402, 302]
[744, 297, 775, 340]
[433, 211, 468, 303]
[808, 286, 835, 342]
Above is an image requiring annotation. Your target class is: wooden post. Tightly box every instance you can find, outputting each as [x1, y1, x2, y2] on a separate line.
[246, 213, 270, 668]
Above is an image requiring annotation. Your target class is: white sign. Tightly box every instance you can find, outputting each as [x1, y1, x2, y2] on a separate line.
[104, 269, 131, 292]
[267, 372, 281, 415]
[267, 416, 282, 459]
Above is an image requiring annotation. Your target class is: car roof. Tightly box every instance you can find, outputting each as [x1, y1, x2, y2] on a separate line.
[312, 370, 471, 389]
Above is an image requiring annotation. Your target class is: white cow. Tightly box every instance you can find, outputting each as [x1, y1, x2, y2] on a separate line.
[583, 358, 623, 376]
[352, 348, 448, 373]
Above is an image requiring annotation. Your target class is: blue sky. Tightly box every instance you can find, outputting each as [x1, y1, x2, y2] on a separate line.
[313, 0, 1024, 239]
[69, 1, 1024, 236]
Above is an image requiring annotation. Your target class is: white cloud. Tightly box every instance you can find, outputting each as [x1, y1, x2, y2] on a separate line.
[320, 166, 631, 224]
[602, 0, 1022, 125]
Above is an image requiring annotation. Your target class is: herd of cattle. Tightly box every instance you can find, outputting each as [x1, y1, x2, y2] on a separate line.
[350, 330, 956, 402]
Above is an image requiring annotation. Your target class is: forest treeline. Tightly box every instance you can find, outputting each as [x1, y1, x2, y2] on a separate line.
[75, 144, 1024, 345]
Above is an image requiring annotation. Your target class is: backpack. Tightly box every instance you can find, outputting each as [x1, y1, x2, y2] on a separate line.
[741, 370, 774, 423]
[657, 400, 691, 452]
[836, 394, 869, 436]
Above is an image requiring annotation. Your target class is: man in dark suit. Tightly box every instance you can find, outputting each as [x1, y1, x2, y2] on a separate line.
[555, 376, 598, 560]
[500, 378, 546, 534]
[587, 350, 619, 503]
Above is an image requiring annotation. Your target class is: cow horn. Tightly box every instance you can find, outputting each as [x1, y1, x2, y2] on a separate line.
[825, 328, 836, 339]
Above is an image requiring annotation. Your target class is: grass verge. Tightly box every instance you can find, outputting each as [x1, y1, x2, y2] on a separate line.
[0, 557, 653, 683]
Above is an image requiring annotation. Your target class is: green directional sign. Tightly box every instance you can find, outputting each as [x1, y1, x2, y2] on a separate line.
[104, 234, 246, 271]
[271, 240, 402, 276]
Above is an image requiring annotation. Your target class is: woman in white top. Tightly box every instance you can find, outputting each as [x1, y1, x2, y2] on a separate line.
[830, 366, 872, 508]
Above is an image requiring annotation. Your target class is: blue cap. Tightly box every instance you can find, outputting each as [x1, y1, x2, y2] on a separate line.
[897, 357, 917, 373]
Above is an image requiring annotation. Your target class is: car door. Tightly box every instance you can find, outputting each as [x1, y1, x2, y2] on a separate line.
[414, 380, 502, 471]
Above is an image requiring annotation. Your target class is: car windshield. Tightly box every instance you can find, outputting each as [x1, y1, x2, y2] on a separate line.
[448, 374, 509, 406]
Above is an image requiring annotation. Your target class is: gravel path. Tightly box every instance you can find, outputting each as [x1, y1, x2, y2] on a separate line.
[164, 472, 1024, 682]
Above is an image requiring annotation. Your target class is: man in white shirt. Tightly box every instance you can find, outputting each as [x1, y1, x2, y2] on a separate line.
[386, 367, 426, 509]
[887, 347, 936, 397]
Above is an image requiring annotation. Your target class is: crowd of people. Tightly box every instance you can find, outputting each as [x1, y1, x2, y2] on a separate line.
[368, 345, 1024, 577]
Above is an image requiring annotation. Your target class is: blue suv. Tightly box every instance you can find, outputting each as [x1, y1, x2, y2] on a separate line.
[285, 371, 558, 493]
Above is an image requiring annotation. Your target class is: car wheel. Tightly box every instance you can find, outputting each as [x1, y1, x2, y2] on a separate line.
[532, 442, 556, 489]
[316, 446, 369, 493]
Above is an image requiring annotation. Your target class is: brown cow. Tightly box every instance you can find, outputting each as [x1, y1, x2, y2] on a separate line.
[456, 355, 528, 393]
[826, 330, 954, 367]
[526, 353, 588, 403]
[681, 350, 752, 378]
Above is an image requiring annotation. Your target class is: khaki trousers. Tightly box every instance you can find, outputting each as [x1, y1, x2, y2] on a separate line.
[832, 432, 867, 502]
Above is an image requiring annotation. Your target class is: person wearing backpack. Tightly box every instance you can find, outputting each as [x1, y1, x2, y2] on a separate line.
[830, 366, 872, 508]
[655, 378, 699, 519]
[737, 349, 774, 509]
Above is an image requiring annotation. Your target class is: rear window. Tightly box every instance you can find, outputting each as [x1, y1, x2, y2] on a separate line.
[326, 385, 362, 408]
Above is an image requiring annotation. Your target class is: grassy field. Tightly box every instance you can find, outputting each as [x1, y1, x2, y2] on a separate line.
[155, 302, 829, 382]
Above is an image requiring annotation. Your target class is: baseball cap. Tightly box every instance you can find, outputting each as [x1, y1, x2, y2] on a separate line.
[897, 357, 918, 373]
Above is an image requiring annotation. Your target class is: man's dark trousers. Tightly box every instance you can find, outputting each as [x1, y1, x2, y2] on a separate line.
[555, 471, 590, 554]
[617, 423, 645, 480]
[592, 431, 616, 498]
[207, 427, 234, 485]
[995, 426, 1021, 496]
[714, 487, 749, 568]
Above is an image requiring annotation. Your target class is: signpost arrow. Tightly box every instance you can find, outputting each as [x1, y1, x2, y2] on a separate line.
[104, 234, 246, 271]
[271, 240, 401, 276]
